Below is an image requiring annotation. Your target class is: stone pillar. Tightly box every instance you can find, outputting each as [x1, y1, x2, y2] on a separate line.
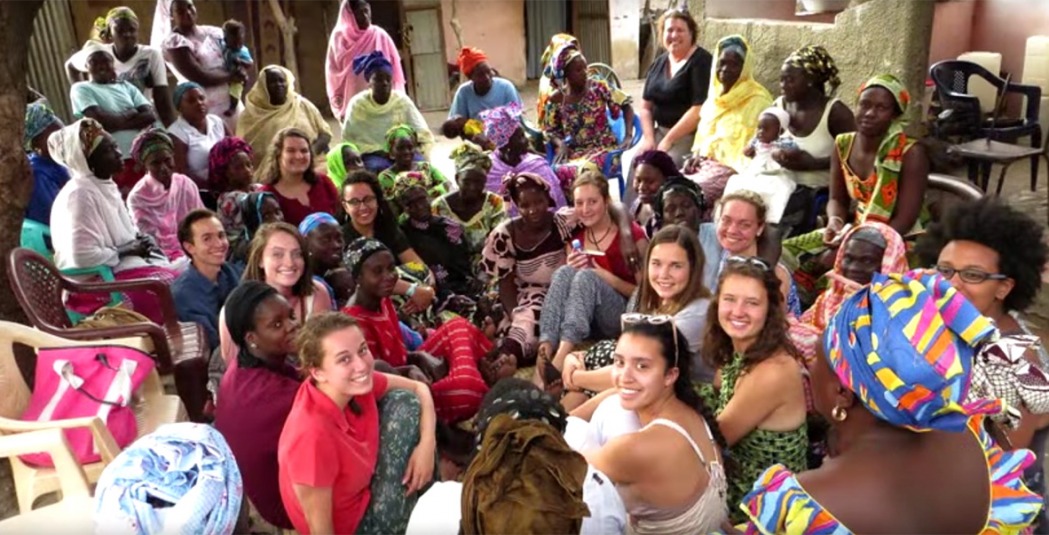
[610, 0, 641, 79]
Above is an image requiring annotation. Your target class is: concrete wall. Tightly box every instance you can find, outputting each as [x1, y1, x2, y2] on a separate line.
[689, 0, 934, 123]
[440, 0, 527, 86]
[610, 0, 641, 79]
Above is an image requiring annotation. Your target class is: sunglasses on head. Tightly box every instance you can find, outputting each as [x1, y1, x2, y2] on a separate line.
[621, 313, 679, 365]
[725, 255, 771, 271]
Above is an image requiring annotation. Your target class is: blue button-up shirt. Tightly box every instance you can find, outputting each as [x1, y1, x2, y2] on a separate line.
[172, 262, 242, 350]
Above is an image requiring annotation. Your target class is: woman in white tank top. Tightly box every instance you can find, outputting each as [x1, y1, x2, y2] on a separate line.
[772, 46, 855, 189]
[571, 316, 729, 534]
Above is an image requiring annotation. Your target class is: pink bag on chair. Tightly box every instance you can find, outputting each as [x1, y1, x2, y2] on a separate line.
[19, 345, 156, 466]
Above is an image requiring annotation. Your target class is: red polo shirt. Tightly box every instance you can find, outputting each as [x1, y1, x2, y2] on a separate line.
[278, 373, 389, 534]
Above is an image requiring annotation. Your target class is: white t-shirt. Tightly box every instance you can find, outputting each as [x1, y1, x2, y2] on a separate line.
[168, 114, 226, 185]
[67, 44, 168, 101]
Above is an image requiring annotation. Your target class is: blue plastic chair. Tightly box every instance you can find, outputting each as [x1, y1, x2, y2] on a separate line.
[545, 112, 643, 198]
[20, 219, 122, 322]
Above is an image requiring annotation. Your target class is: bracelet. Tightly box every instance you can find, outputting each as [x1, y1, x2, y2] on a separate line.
[828, 215, 845, 227]
[406, 282, 418, 298]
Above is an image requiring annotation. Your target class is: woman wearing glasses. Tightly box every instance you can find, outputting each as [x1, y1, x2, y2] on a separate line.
[698, 257, 808, 521]
[918, 197, 1049, 530]
[570, 315, 730, 533]
[341, 170, 438, 317]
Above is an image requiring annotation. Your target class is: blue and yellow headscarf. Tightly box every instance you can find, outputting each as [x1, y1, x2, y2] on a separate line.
[824, 271, 1002, 433]
[298, 212, 339, 237]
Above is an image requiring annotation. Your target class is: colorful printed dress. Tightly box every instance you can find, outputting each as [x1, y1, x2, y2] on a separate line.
[741, 416, 1043, 534]
[432, 191, 507, 266]
[542, 79, 627, 191]
[481, 210, 576, 364]
[698, 352, 809, 522]
[377, 162, 450, 204]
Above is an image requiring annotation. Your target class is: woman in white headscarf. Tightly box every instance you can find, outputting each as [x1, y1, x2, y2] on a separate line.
[49, 118, 182, 323]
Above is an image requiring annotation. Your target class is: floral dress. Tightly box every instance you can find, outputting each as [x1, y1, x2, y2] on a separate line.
[378, 162, 450, 204]
[432, 191, 507, 266]
[542, 79, 627, 191]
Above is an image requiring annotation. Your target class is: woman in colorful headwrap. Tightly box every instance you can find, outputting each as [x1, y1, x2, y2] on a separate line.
[326, 141, 364, 190]
[342, 237, 491, 423]
[49, 119, 182, 323]
[433, 142, 508, 264]
[537, 34, 579, 125]
[126, 128, 204, 263]
[481, 172, 578, 382]
[376, 124, 450, 203]
[787, 222, 907, 363]
[237, 65, 333, 164]
[741, 272, 1042, 533]
[783, 74, 928, 303]
[448, 46, 522, 120]
[697, 257, 808, 520]
[169, 81, 230, 188]
[773, 45, 854, 192]
[163, 0, 247, 132]
[23, 102, 69, 224]
[342, 51, 433, 173]
[214, 280, 299, 531]
[325, 0, 406, 122]
[258, 127, 339, 226]
[67, 6, 176, 126]
[208, 136, 256, 257]
[631, 149, 680, 234]
[300, 212, 355, 308]
[652, 176, 704, 232]
[682, 35, 772, 220]
[70, 39, 159, 196]
[542, 44, 635, 197]
[479, 102, 565, 213]
[918, 197, 1049, 529]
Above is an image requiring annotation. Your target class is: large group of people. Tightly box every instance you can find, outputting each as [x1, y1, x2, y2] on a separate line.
[18, 1, 1049, 533]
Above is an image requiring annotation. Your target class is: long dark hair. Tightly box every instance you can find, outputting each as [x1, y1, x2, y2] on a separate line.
[342, 170, 399, 240]
[701, 259, 800, 371]
[260, 128, 319, 186]
[621, 322, 730, 458]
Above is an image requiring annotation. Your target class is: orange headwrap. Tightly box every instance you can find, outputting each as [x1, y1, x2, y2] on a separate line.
[458, 47, 488, 78]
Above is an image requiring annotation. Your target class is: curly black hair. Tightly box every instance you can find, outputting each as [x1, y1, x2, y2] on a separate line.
[915, 197, 1047, 313]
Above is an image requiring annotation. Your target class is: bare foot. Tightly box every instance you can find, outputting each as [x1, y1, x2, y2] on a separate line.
[480, 353, 517, 385]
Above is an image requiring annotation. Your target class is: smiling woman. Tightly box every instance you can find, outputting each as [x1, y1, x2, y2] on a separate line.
[258, 128, 339, 226]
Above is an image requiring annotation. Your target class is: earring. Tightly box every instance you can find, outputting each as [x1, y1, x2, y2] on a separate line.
[249, 342, 258, 349]
[831, 405, 848, 422]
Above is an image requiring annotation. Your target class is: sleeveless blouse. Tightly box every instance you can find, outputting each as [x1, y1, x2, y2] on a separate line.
[741, 416, 1043, 534]
[774, 96, 840, 189]
[625, 418, 728, 534]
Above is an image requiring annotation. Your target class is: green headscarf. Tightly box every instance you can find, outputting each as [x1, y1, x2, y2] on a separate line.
[450, 141, 492, 176]
[326, 141, 361, 189]
[91, 7, 138, 42]
[384, 124, 418, 154]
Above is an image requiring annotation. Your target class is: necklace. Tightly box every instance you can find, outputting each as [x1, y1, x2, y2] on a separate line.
[587, 222, 613, 249]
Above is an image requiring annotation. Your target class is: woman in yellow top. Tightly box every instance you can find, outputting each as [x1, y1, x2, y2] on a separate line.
[236, 65, 332, 164]
[683, 35, 772, 220]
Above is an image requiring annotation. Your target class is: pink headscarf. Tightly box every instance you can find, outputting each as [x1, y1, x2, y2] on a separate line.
[325, 1, 406, 120]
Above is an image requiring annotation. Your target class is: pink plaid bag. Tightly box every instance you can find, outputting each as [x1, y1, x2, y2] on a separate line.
[19, 345, 155, 466]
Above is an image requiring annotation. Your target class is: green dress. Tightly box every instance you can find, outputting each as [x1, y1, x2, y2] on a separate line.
[698, 353, 808, 522]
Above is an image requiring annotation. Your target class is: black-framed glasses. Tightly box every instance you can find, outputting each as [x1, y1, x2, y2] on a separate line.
[621, 313, 679, 365]
[725, 255, 771, 271]
[343, 195, 377, 208]
[935, 265, 1008, 284]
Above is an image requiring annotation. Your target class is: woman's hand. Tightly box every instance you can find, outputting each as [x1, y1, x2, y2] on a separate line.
[682, 152, 704, 174]
[773, 148, 817, 171]
[635, 135, 655, 154]
[822, 216, 845, 246]
[403, 285, 435, 315]
[743, 144, 756, 158]
[567, 250, 591, 270]
[402, 441, 435, 496]
[562, 352, 585, 391]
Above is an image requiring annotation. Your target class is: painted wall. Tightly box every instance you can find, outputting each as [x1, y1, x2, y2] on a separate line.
[970, 0, 1049, 80]
[440, 0, 527, 86]
[704, 0, 835, 23]
[929, 0, 976, 65]
[610, 0, 641, 78]
[689, 0, 934, 123]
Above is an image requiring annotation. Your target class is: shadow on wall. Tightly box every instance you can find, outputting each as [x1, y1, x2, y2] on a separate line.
[688, 0, 935, 125]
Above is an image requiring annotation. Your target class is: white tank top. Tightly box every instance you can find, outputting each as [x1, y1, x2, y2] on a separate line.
[775, 96, 840, 188]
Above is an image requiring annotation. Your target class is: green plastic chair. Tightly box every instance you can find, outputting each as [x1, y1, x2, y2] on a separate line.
[20, 219, 122, 322]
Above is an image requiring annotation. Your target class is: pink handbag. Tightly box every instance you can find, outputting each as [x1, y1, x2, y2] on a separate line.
[20, 345, 155, 466]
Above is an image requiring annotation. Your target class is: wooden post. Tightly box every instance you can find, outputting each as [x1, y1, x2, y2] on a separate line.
[267, 0, 300, 90]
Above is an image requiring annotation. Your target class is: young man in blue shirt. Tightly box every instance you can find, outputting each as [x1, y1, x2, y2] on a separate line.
[172, 209, 243, 351]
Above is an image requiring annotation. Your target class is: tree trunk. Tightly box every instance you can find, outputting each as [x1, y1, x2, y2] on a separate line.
[0, 0, 43, 326]
[268, 0, 300, 90]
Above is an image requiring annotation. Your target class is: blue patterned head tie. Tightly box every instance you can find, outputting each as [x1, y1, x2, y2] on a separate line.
[824, 271, 1001, 432]
[352, 50, 393, 79]
[298, 212, 339, 237]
